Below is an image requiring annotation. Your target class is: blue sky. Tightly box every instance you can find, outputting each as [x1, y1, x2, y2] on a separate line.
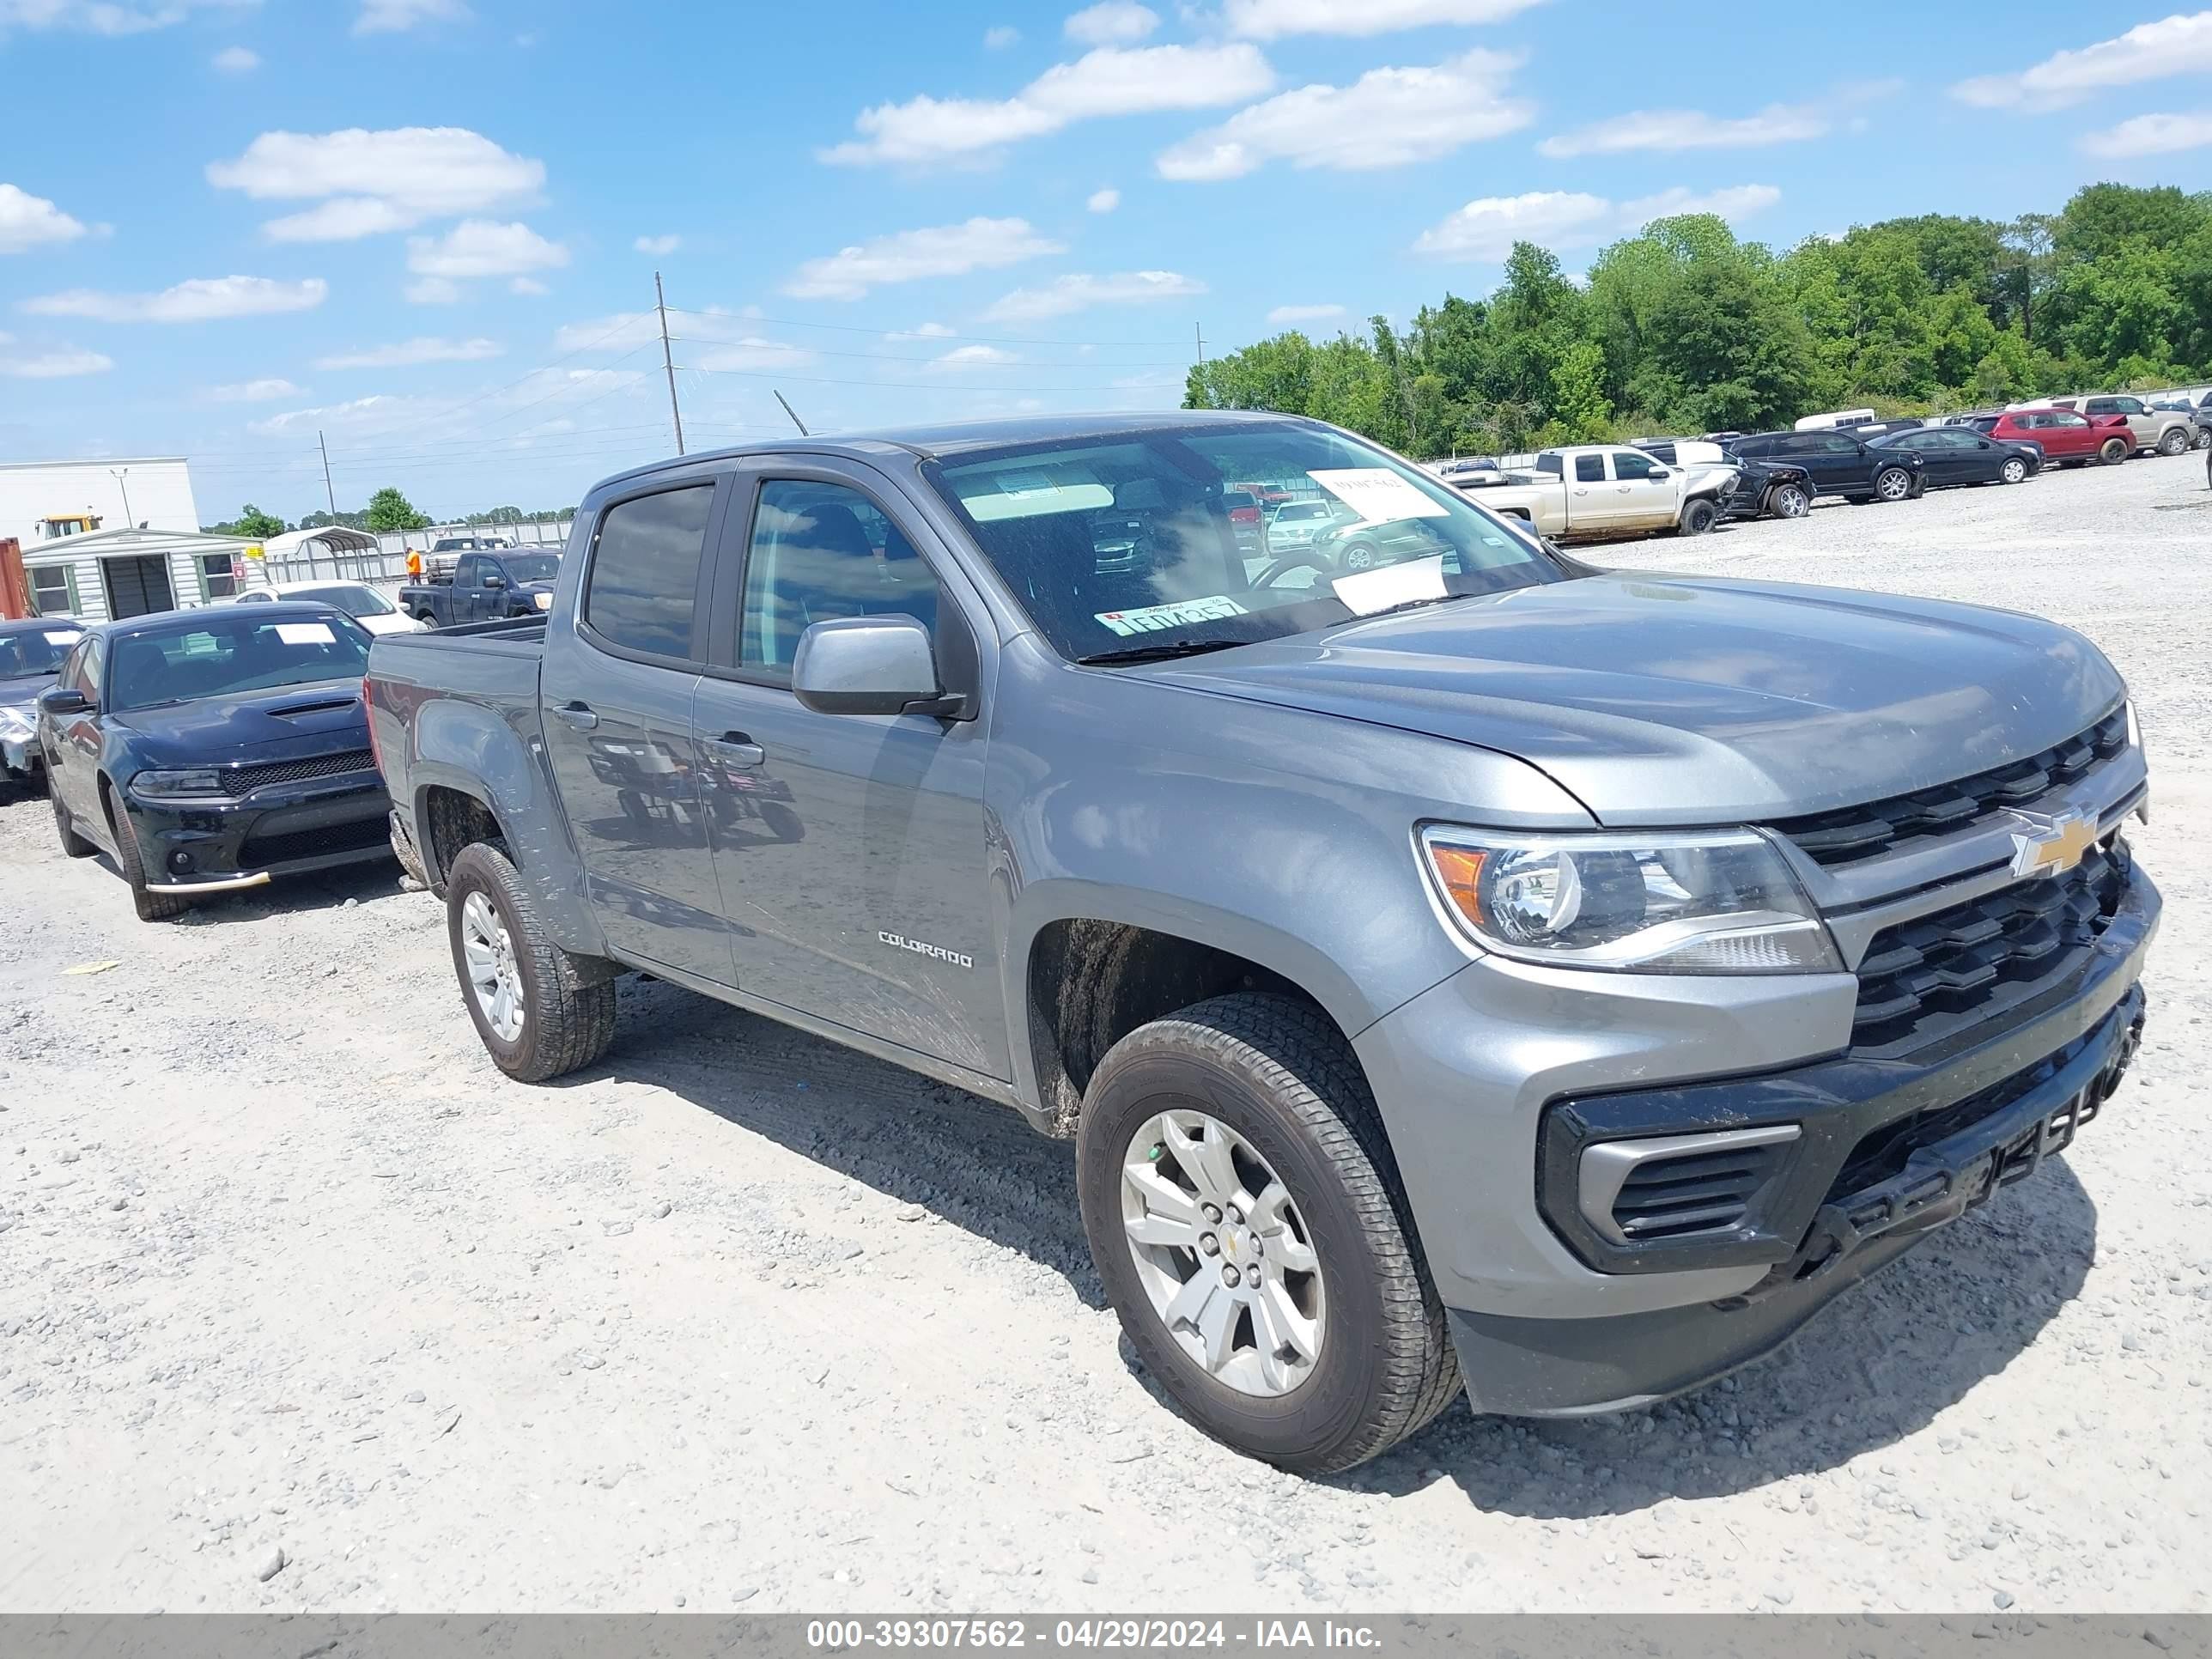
[3, 0, 2211, 521]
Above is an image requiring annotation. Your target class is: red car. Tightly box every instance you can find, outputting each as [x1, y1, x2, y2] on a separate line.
[1988, 408, 2134, 466]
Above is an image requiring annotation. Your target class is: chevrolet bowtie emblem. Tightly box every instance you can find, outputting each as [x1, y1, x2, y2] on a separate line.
[2008, 810, 2098, 881]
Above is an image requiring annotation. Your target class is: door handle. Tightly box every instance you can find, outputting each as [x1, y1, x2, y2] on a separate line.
[553, 702, 598, 731]
[708, 733, 765, 768]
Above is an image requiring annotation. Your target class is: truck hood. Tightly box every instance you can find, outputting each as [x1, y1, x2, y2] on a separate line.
[1146, 574, 2124, 823]
[113, 677, 368, 766]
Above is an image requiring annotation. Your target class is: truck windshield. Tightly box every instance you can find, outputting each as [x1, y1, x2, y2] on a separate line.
[926, 423, 1565, 660]
[106, 615, 373, 711]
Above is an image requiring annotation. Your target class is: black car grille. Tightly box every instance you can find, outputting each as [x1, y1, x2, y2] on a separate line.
[1851, 841, 2129, 1054]
[219, 749, 377, 797]
[238, 816, 390, 869]
[1769, 709, 2128, 868]
[1609, 1140, 1793, 1243]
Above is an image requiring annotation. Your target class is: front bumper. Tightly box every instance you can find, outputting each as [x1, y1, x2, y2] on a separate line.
[121, 769, 392, 891]
[1353, 854, 2160, 1415]
[2, 729, 39, 777]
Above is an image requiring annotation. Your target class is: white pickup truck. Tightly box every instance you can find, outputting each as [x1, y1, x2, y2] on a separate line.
[1452, 443, 1737, 541]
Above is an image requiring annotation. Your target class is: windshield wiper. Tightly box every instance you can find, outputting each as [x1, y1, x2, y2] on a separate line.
[1074, 638, 1249, 666]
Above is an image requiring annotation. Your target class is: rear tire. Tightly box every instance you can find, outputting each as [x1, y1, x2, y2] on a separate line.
[2099, 437, 2129, 465]
[445, 839, 617, 1083]
[1680, 497, 1720, 536]
[1874, 466, 1913, 502]
[104, 785, 190, 922]
[1076, 992, 1458, 1475]
[51, 784, 96, 858]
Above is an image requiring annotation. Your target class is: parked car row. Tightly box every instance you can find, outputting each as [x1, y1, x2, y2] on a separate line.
[3, 410, 2161, 1484]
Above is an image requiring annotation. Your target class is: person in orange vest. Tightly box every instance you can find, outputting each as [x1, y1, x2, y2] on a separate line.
[405, 546, 423, 580]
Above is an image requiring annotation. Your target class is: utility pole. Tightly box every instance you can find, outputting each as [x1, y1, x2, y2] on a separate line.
[773, 390, 810, 437]
[109, 467, 133, 528]
[318, 431, 338, 518]
[656, 271, 686, 455]
[1194, 321, 1205, 367]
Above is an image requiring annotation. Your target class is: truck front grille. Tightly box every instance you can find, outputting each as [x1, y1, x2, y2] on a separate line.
[1771, 709, 2127, 868]
[1852, 842, 2128, 1054]
[220, 750, 377, 797]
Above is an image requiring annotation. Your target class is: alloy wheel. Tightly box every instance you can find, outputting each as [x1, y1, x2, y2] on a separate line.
[2001, 459, 2027, 484]
[1120, 1109, 1326, 1398]
[460, 889, 526, 1042]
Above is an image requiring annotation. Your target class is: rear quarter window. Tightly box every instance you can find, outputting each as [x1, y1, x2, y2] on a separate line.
[582, 484, 717, 661]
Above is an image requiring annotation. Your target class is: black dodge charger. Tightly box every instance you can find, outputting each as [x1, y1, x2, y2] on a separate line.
[37, 602, 392, 921]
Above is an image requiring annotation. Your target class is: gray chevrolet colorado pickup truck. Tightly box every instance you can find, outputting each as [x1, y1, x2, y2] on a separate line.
[365, 412, 2159, 1474]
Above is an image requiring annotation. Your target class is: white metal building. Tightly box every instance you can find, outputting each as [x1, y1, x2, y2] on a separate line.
[21, 525, 252, 623]
[3, 457, 211, 622]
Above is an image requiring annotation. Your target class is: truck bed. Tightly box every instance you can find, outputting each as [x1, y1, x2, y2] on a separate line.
[366, 617, 544, 699]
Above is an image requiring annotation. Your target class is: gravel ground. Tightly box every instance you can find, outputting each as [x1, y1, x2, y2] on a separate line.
[2, 453, 2207, 1615]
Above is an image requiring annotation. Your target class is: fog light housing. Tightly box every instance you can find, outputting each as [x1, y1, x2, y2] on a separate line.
[167, 849, 196, 874]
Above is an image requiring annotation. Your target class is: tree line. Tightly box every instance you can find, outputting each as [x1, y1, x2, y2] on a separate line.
[1184, 183, 2212, 455]
[204, 493, 577, 538]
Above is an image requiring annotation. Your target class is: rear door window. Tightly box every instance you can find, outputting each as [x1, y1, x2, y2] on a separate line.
[582, 483, 717, 661]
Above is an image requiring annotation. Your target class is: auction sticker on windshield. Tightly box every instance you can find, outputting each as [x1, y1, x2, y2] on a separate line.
[274, 623, 336, 646]
[1095, 596, 1248, 637]
[1308, 468, 1450, 523]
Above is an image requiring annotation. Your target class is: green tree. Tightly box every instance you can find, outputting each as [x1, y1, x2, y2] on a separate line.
[1642, 255, 1817, 431]
[363, 486, 432, 533]
[205, 504, 285, 538]
[1184, 331, 1321, 415]
[1548, 340, 1613, 441]
[2057, 184, 2207, 264]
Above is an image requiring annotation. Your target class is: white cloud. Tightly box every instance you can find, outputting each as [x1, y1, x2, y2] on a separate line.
[1086, 186, 1121, 213]
[1955, 12, 2212, 110]
[207, 126, 544, 241]
[983, 269, 1205, 322]
[1539, 82, 1899, 157]
[1223, 0, 1544, 37]
[933, 343, 1020, 368]
[691, 337, 815, 372]
[635, 233, 682, 255]
[1066, 2, 1157, 44]
[20, 275, 329, 323]
[555, 305, 790, 354]
[785, 216, 1062, 301]
[1267, 302, 1345, 324]
[408, 219, 568, 279]
[0, 331, 110, 379]
[1158, 48, 1530, 179]
[212, 44, 258, 72]
[356, 0, 467, 33]
[0, 0, 251, 36]
[2082, 110, 2212, 157]
[0, 183, 88, 253]
[1413, 184, 1779, 262]
[314, 337, 503, 370]
[983, 23, 1018, 47]
[822, 42, 1275, 166]
[208, 377, 303, 402]
[405, 276, 460, 305]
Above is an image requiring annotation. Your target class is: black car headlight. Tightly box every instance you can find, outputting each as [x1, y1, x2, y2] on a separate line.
[132, 768, 226, 799]
[1419, 825, 1841, 973]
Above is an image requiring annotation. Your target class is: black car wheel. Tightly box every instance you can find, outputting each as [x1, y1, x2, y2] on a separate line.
[102, 783, 191, 922]
[1075, 993, 1457, 1474]
[2158, 427, 2191, 457]
[1680, 498, 1719, 535]
[2194, 426, 2212, 451]
[1874, 466, 1913, 502]
[1768, 483, 1810, 519]
[2000, 457, 2027, 485]
[2099, 437, 2130, 465]
[445, 839, 618, 1082]
[51, 784, 96, 858]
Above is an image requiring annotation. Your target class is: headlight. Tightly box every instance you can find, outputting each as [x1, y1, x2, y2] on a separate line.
[533, 592, 553, 611]
[1419, 826, 1841, 974]
[132, 768, 225, 799]
[0, 706, 33, 742]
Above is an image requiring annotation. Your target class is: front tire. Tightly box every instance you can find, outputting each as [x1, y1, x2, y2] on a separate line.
[2000, 457, 2028, 484]
[1680, 497, 1720, 535]
[104, 785, 190, 922]
[1076, 993, 1457, 1474]
[1337, 542, 1377, 573]
[1874, 466, 1913, 502]
[1768, 482, 1810, 519]
[2193, 426, 2212, 451]
[2158, 427, 2191, 457]
[445, 840, 617, 1082]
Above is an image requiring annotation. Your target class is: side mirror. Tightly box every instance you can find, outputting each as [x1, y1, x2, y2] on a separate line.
[1645, 468, 1670, 481]
[793, 616, 962, 718]
[481, 574, 505, 589]
[39, 686, 90, 716]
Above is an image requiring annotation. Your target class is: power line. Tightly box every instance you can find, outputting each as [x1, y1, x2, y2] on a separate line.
[659, 305, 1190, 349]
[664, 333, 1194, 369]
[678, 362, 1187, 394]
